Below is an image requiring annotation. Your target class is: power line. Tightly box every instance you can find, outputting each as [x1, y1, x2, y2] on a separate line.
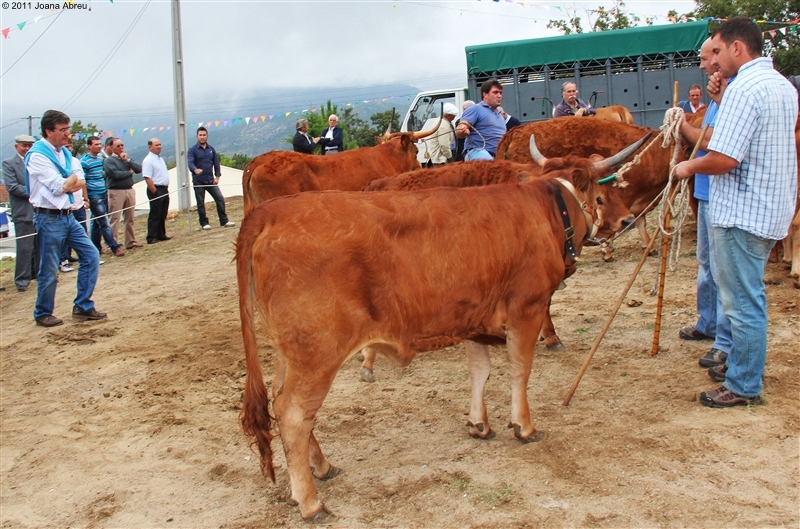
[0, 11, 65, 79]
[61, 0, 152, 111]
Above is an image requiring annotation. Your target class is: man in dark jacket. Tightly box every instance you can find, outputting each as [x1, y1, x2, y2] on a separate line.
[187, 126, 234, 230]
[292, 119, 319, 154]
[318, 115, 344, 155]
[2, 134, 38, 291]
[104, 138, 143, 249]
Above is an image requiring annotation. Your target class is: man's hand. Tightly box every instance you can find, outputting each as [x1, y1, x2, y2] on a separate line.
[213, 177, 220, 185]
[707, 72, 726, 105]
[575, 107, 586, 117]
[455, 122, 471, 139]
[62, 173, 80, 192]
[193, 168, 203, 175]
[673, 161, 694, 180]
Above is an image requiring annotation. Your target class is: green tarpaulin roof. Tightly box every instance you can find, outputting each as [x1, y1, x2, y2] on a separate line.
[466, 21, 709, 74]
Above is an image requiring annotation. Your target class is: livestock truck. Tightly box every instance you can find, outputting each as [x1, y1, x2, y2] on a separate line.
[401, 20, 709, 162]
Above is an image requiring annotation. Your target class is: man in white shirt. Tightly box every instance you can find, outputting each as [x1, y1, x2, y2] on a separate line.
[141, 138, 172, 244]
[26, 110, 105, 327]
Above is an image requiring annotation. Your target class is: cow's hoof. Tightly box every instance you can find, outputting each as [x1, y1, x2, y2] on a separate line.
[467, 421, 495, 439]
[304, 504, 336, 524]
[509, 423, 546, 443]
[315, 465, 343, 481]
[287, 497, 299, 506]
[356, 353, 365, 362]
[602, 256, 615, 263]
[360, 367, 375, 383]
[646, 249, 658, 257]
[545, 341, 566, 351]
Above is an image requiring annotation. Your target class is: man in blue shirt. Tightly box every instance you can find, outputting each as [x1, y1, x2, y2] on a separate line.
[187, 127, 235, 230]
[455, 80, 507, 161]
[81, 136, 124, 257]
[674, 18, 798, 407]
[677, 38, 733, 373]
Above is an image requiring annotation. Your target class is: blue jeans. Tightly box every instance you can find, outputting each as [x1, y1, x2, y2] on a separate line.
[713, 226, 775, 397]
[193, 184, 229, 227]
[89, 193, 121, 252]
[61, 206, 88, 261]
[695, 201, 732, 353]
[464, 149, 494, 161]
[35, 212, 100, 321]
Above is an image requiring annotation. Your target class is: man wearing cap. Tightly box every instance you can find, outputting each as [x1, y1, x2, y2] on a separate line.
[2, 134, 38, 292]
[25, 110, 105, 327]
[427, 103, 458, 166]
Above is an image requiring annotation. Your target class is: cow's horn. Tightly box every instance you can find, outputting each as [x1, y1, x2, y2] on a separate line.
[529, 135, 548, 167]
[411, 113, 443, 140]
[592, 131, 653, 173]
[384, 108, 396, 139]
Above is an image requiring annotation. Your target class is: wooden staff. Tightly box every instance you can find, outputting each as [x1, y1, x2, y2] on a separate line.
[563, 124, 709, 406]
[563, 229, 660, 406]
[650, 124, 709, 356]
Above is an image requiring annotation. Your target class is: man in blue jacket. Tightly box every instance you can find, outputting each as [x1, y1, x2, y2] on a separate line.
[187, 127, 235, 230]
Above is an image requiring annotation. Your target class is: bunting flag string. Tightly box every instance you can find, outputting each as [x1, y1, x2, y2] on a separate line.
[60, 93, 420, 141]
[1, 1, 115, 39]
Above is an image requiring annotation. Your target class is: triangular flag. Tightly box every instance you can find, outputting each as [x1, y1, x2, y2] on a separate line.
[214, 120, 220, 127]
[261, 115, 267, 121]
[206, 121, 212, 127]
[17, 22, 26, 31]
[285, 111, 291, 117]
[252, 116, 259, 123]
[245, 117, 250, 124]
[160, 126, 165, 131]
[2, 28, 10, 39]
[129, 129, 135, 136]
[223, 120, 229, 127]
[33, 16, 42, 23]
[143, 127, 149, 132]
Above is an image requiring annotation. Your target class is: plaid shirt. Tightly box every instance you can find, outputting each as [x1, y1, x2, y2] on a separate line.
[707, 57, 798, 240]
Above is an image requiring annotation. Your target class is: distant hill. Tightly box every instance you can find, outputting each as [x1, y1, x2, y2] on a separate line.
[0, 83, 419, 166]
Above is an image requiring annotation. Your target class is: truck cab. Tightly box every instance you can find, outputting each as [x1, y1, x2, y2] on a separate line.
[401, 88, 469, 165]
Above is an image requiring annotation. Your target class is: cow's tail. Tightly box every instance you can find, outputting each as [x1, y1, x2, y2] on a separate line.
[241, 161, 259, 218]
[235, 210, 276, 482]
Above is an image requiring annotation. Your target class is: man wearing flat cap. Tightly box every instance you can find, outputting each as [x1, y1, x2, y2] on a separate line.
[2, 134, 38, 292]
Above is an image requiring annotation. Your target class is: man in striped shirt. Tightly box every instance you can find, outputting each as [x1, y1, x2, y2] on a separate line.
[81, 136, 124, 257]
[674, 17, 798, 408]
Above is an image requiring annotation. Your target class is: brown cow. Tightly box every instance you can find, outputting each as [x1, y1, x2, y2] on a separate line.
[241, 127, 437, 217]
[594, 105, 635, 124]
[237, 146, 642, 522]
[497, 118, 679, 255]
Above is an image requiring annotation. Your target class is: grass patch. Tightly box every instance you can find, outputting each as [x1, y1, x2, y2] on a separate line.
[574, 326, 590, 334]
[452, 478, 515, 506]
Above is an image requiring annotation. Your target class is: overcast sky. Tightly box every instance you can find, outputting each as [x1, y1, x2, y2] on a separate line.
[1, 0, 697, 147]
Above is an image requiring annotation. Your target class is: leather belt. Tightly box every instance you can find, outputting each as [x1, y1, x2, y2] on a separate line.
[34, 207, 72, 216]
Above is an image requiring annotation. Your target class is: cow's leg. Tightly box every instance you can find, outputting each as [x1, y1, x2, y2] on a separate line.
[359, 347, 377, 383]
[309, 431, 342, 481]
[273, 365, 338, 521]
[791, 214, 800, 287]
[272, 355, 287, 399]
[506, 309, 547, 443]
[540, 299, 565, 350]
[465, 340, 493, 439]
[637, 217, 657, 256]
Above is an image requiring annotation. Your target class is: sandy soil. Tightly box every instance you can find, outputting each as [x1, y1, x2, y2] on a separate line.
[1, 196, 798, 528]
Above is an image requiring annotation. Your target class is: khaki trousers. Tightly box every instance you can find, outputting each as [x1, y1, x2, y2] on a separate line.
[108, 188, 138, 248]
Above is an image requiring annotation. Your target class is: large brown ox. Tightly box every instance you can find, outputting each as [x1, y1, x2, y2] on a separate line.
[237, 147, 642, 522]
[241, 127, 437, 217]
[497, 118, 679, 253]
[594, 104, 635, 124]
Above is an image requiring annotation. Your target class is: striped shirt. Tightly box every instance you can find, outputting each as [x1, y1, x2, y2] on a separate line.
[707, 57, 798, 240]
[80, 153, 106, 197]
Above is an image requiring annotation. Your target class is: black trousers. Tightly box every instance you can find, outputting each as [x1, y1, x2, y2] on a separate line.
[146, 186, 170, 242]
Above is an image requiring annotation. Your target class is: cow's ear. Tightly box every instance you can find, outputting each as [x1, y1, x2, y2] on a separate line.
[400, 134, 411, 147]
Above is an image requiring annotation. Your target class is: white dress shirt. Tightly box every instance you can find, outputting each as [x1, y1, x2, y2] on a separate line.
[26, 139, 82, 210]
[141, 152, 170, 186]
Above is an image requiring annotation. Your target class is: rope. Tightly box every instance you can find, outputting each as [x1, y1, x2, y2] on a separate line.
[1, 182, 241, 244]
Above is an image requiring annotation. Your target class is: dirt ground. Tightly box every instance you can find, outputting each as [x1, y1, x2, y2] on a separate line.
[1, 196, 798, 528]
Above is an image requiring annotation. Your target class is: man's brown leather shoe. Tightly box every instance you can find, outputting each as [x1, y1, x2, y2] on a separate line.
[72, 307, 107, 321]
[36, 315, 63, 327]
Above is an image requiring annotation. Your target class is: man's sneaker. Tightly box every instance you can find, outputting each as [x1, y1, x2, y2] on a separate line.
[708, 364, 727, 382]
[224, 221, 236, 227]
[699, 385, 761, 408]
[72, 306, 107, 321]
[36, 315, 63, 327]
[699, 348, 728, 368]
[59, 261, 74, 273]
[99, 260, 106, 266]
[202, 225, 212, 230]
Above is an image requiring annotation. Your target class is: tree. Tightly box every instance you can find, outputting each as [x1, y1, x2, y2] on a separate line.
[68, 120, 101, 157]
[219, 153, 253, 170]
[547, 1, 649, 34]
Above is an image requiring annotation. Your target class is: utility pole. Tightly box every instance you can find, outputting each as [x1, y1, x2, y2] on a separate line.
[171, 0, 191, 214]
